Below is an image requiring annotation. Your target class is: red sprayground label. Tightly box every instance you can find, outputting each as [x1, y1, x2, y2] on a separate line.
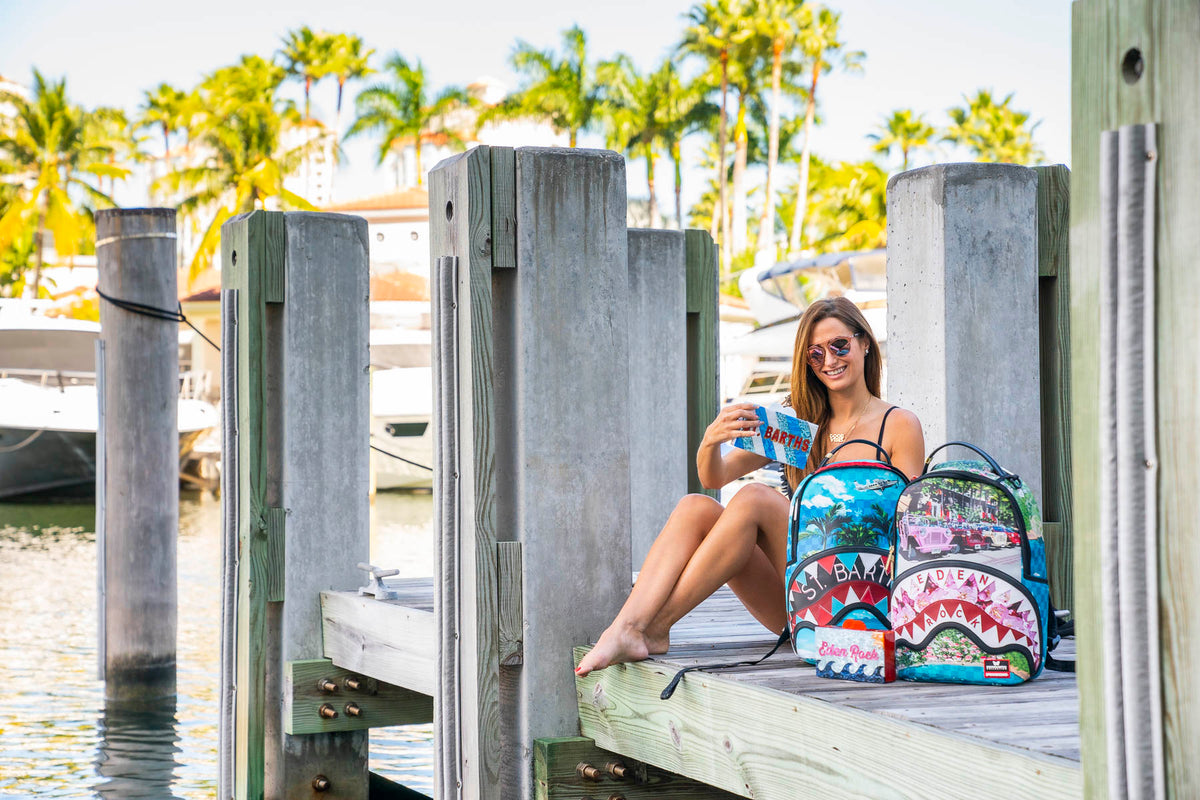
[984, 657, 1010, 680]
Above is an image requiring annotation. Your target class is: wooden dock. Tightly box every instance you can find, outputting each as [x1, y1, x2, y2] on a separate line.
[321, 577, 1081, 800]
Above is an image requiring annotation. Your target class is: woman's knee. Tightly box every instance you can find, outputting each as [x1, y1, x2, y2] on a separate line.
[668, 493, 723, 528]
[723, 482, 787, 520]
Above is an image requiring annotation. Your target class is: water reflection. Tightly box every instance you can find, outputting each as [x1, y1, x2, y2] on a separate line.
[0, 491, 435, 797]
[95, 694, 182, 799]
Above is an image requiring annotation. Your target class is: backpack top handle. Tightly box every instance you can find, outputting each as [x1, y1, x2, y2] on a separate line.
[923, 441, 1021, 484]
[822, 437, 893, 466]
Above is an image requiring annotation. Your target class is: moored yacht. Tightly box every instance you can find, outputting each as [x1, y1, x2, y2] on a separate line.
[0, 308, 217, 500]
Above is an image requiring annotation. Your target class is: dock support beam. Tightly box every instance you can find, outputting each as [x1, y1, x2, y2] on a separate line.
[96, 207, 179, 699]
[220, 210, 371, 799]
[886, 163, 1043, 500]
[431, 147, 636, 800]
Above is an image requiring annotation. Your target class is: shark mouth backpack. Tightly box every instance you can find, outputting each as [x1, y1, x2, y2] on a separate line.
[889, 442, 1051, 685]
[785, 439, 908, 661]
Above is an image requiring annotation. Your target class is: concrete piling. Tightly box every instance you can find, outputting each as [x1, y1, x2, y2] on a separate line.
[96, 207, 179, 699]
[886, 163, 1043, 501]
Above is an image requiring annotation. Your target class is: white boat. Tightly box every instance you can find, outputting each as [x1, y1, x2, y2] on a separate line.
[369, 319, 434, 491]
[0, 310, 218, 500]
[724, 248, 889, 405]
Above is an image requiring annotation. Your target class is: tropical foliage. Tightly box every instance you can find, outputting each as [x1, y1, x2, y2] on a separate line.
[0, 10, 1049, 292]
[868, 109, 935, 171]
[345, 54, 471, 186]
[0, 70, 126, 296]
[157, 55, 318, 279]
[944, 90, 1043, 164]
[483, 25, 605, 148]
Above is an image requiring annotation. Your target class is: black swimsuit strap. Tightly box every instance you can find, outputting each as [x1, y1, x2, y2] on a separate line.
[877, 405, 898, 447]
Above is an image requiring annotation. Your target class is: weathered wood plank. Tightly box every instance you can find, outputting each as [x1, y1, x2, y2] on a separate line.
[490, 146, 516, 268]
[320, 591, 437, 697]
[575, 648, 1082, 800]
[535, 736, 742, 800]
[429, 145, 501, 800]
[496, 542, 523, 666]
[465, 146, 501, 800]
[1035, 164, 1073, 614]
[1068, 4, 1110, 794]
[685, 230, 719, 498]
[223, 209, 283, 800]
[284, 658, 433, 734]
[264, 506, 285, 603]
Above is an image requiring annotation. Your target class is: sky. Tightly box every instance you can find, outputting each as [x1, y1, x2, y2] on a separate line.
[0, 0, 1073, 214]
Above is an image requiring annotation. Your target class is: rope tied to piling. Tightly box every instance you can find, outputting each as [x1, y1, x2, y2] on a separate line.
[96, 288, 220, 353]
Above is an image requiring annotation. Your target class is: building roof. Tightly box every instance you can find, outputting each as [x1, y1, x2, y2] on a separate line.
[371, 271, 429, 302]
[323, 187, 429, 213]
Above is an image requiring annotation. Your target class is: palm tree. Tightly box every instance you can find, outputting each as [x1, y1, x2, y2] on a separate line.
[0, 71, 125, 296]
[726, 31, 770, 256]
[91, 106, 142, 198]
[160, 55, 318, 281]
[943, 89, 1043, 164]
[868, 109, 935, 171]
[481, 25, 605, 148]
[750, 0, 804, 254]
[346, 53, 471, 188]
[327, 33, 375, 134]
[601, 55, 669, 226]
[812, 502, 847, 549]
[787, 4, 864, 256]
[658, 64, 715, 229]
[139, 82, 189, 158]
[803, 158, 888, 252]
[279, 26, 335, 122]
[862, 502, 893, 537]
[679, 0, 751, 269]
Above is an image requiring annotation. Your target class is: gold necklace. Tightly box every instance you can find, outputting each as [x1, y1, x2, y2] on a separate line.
[828, 398, 872, 443]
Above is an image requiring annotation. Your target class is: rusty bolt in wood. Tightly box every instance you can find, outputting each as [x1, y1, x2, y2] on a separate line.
[312, 775, 331, 792]
[607, 794, 626, 800]
[345, 702, 362, 717]
[344, 676, 362, 691]
[318, 703, 338, 719]
[576, 762, 602, 782]
[605, 761, 630, 780]
[317, 678, 338, 693]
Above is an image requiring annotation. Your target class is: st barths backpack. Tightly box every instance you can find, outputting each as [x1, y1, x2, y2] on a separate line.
[889, 442, 1052, 684]
[786, 439, 909, 660]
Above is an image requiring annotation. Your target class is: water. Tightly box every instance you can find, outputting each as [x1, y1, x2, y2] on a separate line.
[0, 492, 436, 798]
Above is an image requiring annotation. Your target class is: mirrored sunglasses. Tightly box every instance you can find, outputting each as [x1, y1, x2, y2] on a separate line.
[807, 332, 862, 370]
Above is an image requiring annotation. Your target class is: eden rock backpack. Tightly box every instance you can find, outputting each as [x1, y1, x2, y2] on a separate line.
[889, 442, 1052, 684]
[785, 439, 908, 660]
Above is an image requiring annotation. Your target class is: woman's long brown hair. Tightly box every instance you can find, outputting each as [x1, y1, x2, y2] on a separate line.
[784, 297, 883, 491]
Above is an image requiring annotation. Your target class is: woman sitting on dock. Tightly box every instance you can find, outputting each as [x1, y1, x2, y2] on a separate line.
[575, 297, 925, 676]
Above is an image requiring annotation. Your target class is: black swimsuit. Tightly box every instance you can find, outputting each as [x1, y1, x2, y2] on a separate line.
[780, 405, 898, 499]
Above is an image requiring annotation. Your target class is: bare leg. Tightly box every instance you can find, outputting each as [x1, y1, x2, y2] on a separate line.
[576, 484, 789, 676]
[647, 483, 790, 642]
[575, 494, 723, 676]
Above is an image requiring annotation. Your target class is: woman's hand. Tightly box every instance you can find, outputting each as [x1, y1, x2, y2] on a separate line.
[701, 403, 765, 448]
[696, 403, 772, 490]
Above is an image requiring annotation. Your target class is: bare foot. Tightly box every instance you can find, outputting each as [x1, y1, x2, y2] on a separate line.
[575, 622, 657, 677]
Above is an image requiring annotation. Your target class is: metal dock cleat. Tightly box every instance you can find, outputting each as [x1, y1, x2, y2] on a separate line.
[356, 562, 401, 601]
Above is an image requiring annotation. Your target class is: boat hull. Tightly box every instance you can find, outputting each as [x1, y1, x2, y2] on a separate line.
[0, 427, 208, 501]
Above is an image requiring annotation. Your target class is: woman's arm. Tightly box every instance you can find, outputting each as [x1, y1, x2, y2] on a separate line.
[883, 408, 926, 481]
[696, 403, 772, 490]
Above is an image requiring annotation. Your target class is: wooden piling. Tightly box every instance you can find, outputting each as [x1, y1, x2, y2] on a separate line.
[220, 210, 371, 799]
[1035, 164, 1074, 613]
[96, 207, 178, 699]
[685, 230, 720, 498]
[430, 146, 635, 799]
[1072, 2, 1200, 795]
